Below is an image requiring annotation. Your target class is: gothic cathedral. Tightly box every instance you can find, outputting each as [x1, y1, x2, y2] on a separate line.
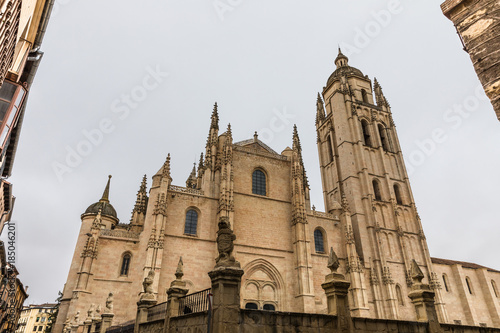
[54, 50, 500, 332]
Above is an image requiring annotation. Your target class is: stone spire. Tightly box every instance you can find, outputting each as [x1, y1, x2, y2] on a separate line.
[130, 175, 148, 229]
[316, 92, 326, 125]
[100, 175, 112, 203]
[205, 103, 220, 171]
[211, 102, 219, 130]
[373, 78, 389, 108]
[197, 153, 204, 177]
[161, 153, 172, 181]
[185, 163, 197, 188]
[292, 125, 309, 190]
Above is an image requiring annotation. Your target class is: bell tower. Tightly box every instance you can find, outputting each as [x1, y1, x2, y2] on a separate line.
[316, 49, 448, 322]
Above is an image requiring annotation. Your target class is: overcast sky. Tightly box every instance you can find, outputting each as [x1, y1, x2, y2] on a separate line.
[3, 0, 499, 305]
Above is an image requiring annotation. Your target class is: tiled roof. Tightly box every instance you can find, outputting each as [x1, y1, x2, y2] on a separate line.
[431, 257, 500, 273]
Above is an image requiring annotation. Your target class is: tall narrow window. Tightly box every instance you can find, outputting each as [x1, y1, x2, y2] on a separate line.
[184, 209, 198, 235]
[466, 277, 473, 295]
[394, 184, 403, 205]
[492, 280, 498, 298]
[378, 124, 390, 151]
[396, 285, 404, 306]
[442, 274, 450, 292]
[314, 229, 325, 253]
[361, 89, 369, 103]
[372, 179, 382, 201]
[120, 253, 131, 276]
[252, 169, 266, 195]
[326, 135, 334, 163]
[361, 120, 372, 147]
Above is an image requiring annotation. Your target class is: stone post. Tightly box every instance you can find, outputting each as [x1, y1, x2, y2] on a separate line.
[135, 272, 158, 333]
[408, 260, 443, 333]
[99, 313, 114, 333]
[321, 248, 354, 333]
[208, 216, 244, 333]
[164, 257, 189, 332]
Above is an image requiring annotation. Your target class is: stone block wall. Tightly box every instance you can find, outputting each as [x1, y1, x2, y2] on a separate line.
[441, 0, 500, 120]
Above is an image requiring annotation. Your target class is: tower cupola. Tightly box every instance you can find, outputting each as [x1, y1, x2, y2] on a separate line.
[82, 175, 118, 221]
[334, 47, 348, 68]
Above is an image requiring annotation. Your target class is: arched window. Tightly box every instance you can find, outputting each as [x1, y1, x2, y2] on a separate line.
[442, 274, 450, 292]
[396, 285, 404, 306]
[245, 303, 258, 310]
[465, 277, 473, 295]
[361, 120, 372, 147]
[361, 89, 369, 103]
[314, 229, 325, 253]
[378, 124, 390, 151]
[120, 253, 131, 276]
[394, 184, 403, 205]
[263, 304, 275, 311]
[252, 169, 266, 195]
[372, 179, 382, 201]
[492, 280, 498, 298]
[326, 135, 334, 163]
[184, 209, 198, 235]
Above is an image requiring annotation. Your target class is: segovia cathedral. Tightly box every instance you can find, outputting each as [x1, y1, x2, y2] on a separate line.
[54, 50, 500, 332]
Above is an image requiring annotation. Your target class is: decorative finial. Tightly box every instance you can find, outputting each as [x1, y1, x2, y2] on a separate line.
[175, 257, 184, 280]
[140, 174, 147, 192]
[227, 123, 232, 138]
[211, 102, 219, 130]
[214, 216, 239, 268]
[411, 259, 424, 284]
[253, 131, 258, 142]
[100, 175, 112, 203]
[162, 153, 171, 179]
[327, 247, 340, 273]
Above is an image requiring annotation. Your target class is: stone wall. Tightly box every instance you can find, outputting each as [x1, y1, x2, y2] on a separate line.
[131, 308, 500, 333]
[441, 0, 500, 120]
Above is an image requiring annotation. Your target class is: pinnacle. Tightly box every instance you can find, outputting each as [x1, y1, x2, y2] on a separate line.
[317, 92, 322, 102]
[211, 102, 219, 130]
[100, 175, 112, 203]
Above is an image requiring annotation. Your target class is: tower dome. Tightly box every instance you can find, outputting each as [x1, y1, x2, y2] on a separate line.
[82, 175, 118, 220]
[326, 48, 364, 87]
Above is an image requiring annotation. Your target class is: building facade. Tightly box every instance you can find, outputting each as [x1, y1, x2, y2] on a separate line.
[441, 0, 500, 120]
[15, 303, 57, 333]
[54, 50, 500, 333]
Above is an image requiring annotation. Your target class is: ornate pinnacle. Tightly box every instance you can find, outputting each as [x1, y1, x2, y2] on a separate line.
[316, 93, 325, 125]
[175, 257, 184, 280]
[186, 163, 197, 188]
[162, 153, 172, 180]
[100, 175, 112, 203]
[226, 123, 232, 138]
[211, 102, 219, 130]
[327, 247, 340, 273]
[411, 259, 424, 284]
[139, 174, 147, 193]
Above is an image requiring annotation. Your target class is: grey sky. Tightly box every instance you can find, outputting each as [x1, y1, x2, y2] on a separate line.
[3, 0, 499, 305]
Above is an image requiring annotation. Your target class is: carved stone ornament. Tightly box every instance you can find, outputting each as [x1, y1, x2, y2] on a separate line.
[141, 270, 156, 300]
[411, 259, 424, 284]
[327, 247, 340, 273]
[214, 216, 240, 268]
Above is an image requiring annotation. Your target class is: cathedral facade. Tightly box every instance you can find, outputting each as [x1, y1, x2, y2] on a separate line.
[54, 50, 500, 333]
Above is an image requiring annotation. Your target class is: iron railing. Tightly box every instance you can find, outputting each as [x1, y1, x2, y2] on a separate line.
[178, 288, 211, 316]
[147, 301, 168, 322]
